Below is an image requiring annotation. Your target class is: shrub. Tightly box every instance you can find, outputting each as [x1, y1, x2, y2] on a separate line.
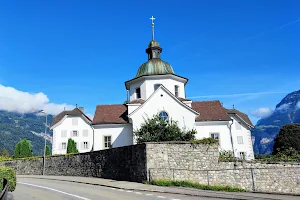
[134, 114, 196, 143]
[190, 138, 218, 145]
[219, 150, 237, 161]
[46, 145, 51, 156]
[0, 166, 16, 192]
[13, 138, 33, 158]
[67, 138, 79, 154]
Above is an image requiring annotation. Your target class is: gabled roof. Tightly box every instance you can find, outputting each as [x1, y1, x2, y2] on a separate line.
[92, 104, 128, 125]
[128, 85, 199, 118]
[51, 108, 92, 128]
[192, 101, 231, 122]
[226, 108, 254, 127]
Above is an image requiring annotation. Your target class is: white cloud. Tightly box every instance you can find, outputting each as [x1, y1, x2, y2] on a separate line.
[276, 103, 290, 111]
[251, 107, 273, 118]
[297, 101, 300, 109]
[0, 84, 74, 115]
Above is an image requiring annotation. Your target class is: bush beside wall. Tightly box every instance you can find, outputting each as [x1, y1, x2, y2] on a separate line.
[0, 166, 16, 192]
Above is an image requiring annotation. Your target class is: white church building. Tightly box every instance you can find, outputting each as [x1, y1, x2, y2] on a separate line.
[50, 18, 255, 160]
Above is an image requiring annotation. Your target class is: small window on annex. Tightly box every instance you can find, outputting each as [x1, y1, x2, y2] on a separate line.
[136, 87, 141, 98]
[62, 142, 66, 150]
[174, 85, 179, 97]
[159, 111, 168, 120]
[210, 133, 219, 140]
[104, 136, 112, 149]
[154, 84, 161, 91]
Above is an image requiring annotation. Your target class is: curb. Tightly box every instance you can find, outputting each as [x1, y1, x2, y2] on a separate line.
[17, 176, 284, 200]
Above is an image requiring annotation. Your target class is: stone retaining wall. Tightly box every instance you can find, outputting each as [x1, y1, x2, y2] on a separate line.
[1, 142, 300, 194]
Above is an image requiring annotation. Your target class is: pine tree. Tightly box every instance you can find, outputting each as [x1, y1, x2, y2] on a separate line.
[67, 138, 79, 154]
[46, 145, 51, 156]
[19, 139, 33, 158]
[13, 142, 21, 158]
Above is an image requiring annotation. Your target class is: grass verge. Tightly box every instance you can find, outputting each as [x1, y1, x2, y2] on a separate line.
[145, 179, 247, 192]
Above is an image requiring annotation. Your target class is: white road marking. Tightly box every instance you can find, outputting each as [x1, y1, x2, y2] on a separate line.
[146, 193, 153, 196]
[171, 199, 181, 200]
[18, 182, 91, 200]
[118, 189, 124, 191]
[157, 196, 166, 198]
[135, 192, 142, 194]
[126, 190, 133, 193]
[110, 188, 116, 190]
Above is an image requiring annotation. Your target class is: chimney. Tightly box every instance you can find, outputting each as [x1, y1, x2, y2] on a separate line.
[79, 107, 84, 113]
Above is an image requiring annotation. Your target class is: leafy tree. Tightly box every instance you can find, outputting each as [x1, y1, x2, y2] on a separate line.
[134, 114, 196, 143]
[19, 138, 33, 158]
[46, 145, 51, 156]
[0, 148, 10, 157]
[67, 138, 79, 154]
[13, 142, 21, 158]
[273, 124, 300, 155]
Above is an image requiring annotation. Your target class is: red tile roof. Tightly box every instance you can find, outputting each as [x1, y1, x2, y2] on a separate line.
[51, 108, 92, 127]
[192, 101, 231, 121]
[92, 104, 128, 125]
[226, 109, 254, 127]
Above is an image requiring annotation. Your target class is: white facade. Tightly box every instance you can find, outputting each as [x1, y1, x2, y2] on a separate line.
[51, 115, 93, 155]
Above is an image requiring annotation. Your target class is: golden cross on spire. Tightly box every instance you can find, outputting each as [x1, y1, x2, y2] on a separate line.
[150, 16, 156, 40]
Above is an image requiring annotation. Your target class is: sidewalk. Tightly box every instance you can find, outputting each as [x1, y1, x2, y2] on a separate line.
[17, 175, 299, 200]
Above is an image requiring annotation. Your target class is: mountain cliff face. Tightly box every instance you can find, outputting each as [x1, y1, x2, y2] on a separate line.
[0, 110, 53, 156]
[252, 90, 300, 154]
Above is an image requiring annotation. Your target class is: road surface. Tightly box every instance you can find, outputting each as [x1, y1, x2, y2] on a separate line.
[8, 177, 219, 200]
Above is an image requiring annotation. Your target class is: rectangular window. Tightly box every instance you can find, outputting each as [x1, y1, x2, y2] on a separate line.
[83, 129, 88, 137]
[136, 87, 141, 98]
[239, 152, 246, 160]
[83, 142, 88, 149]
[72, 118, 78, 126]
[104, 136, 112, 149]
[62, 142, 66, 150]
[72, 130, 78, 137]
[61, 130, 67, 138]
[210, 133, 219, 140]
[237, 136, 244, 144]
[175, 85, 179, 97]
[154, 84, 161, 91]
[235, 122, 242, 130]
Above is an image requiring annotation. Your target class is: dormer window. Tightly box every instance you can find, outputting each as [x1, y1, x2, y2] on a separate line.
[175, 85, 179, 97]
[154, 84, 161, 91]
[136, 87, 141, 98]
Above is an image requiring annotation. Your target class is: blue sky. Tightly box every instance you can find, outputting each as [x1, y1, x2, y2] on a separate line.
[0, 0, 299, 124]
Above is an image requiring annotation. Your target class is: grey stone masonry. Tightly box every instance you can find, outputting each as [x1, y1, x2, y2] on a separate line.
[1, 142, 300, 194]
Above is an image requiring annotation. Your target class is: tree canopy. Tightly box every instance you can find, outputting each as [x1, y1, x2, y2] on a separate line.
[46, 145, 51, 156]
[133, 114, 196, 143]
[67, 138, 79, 154]
[13, 138, 33, 158]
[273, 124, 300, 155]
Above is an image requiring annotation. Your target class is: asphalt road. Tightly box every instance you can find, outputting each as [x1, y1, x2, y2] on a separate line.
[8, 178, 220, 200]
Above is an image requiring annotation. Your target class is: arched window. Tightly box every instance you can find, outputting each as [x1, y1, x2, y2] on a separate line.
[159, 111, 168, 120]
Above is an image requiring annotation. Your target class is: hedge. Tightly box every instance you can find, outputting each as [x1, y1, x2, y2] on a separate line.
[0, 166, 16, 192]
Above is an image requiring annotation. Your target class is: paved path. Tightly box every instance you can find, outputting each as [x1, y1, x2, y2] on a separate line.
[11, 175, 300, 200]
[9, 177, 218, 200]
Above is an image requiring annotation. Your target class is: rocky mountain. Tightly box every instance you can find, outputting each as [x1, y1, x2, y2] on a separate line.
[252, 90, 300, 154]
[0, 110, 54, 156]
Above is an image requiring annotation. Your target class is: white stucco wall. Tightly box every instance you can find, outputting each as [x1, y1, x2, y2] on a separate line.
[129, 87, 197, 134]
[230, 116, 255, 160]
[128, 75, 186, 101]
[52, 116, 93, 155]
[194, 121, 233, 151]
[93, 124, 133, 151]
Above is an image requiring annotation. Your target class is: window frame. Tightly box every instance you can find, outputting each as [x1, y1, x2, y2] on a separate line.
[72, 130, 78, 137]
[237, 136, 244, 144]
[136, 87, 141, 98]
[158, 111, 169, 121]
[174, 85, 179, 97]
[154, 84, 161, 91]
[62, 142, 66, 150]
[210, 132, 220, 140]
[83, 141, 88, 149]
[104, 135, 112, 149]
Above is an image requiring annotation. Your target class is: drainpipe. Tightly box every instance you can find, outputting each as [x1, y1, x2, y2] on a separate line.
[91, 125, 95, 152]
[228, 119, 235, 157]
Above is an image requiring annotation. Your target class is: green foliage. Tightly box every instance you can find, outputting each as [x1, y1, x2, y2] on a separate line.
[219, 150, 237, 161]
[46, 145, 51, 156]
[0, 166, 16, 192]
[255, 147, 300, 162]
[190, 138, 218, 145]
[146, 179, 247, 192]
[67, 138, 79, 154]
[13, 142, 21, 159]
[0, 110, 53, 156]
[273, 124, 300, 155]
[13, 139, 33, 158]
[0, 148, 10, 157]
[133, 114, 196, 143]
[0, 156, 12, 162]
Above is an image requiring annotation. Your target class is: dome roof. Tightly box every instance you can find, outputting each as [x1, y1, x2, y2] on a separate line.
[136, 58, 175, 78]
[148, 40, 160, 48]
